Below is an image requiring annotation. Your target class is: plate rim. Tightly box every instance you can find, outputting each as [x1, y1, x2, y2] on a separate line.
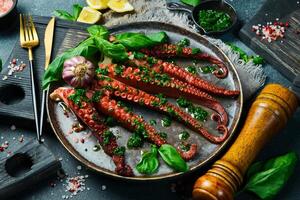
[46, 21, 243, 181]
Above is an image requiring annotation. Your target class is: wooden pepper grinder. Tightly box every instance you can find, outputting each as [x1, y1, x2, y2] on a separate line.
[193, 84, 299, 200]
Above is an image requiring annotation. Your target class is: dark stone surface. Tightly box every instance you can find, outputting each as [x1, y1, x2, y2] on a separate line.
[0, 0, 299, 200]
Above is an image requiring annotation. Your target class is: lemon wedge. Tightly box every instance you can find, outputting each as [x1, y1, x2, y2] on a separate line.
[77, 7, 102, 24]
[107, 0, 134, 13]
[86, 0, 109, 10]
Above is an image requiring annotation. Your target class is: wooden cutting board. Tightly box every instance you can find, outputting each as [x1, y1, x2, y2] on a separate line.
[239, 0, 300, 83]
[0, 16, 90, 127]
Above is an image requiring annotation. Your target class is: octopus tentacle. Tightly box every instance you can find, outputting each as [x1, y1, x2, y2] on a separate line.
[140, 43, 228, 78]
[97, 63, 228, 125]
[177, 144, 197, 161]
[127, 53, 240, 97]
[92, 93, 167, 147]
[50, 87, 133, 177]
[95, 77, 229, 144]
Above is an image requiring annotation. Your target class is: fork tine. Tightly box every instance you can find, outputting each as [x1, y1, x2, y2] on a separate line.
[23, 14, 29, 41]
[29, 15, 39, 42]
[19, 14, 25, 43]
[26, 15, 33, 41]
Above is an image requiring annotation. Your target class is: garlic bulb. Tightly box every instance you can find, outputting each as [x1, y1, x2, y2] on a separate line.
[62, 56, 95, 88]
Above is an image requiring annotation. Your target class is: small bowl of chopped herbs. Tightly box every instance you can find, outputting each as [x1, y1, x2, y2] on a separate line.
[195, 0, 237, 34]
[167, 0, 237, 35]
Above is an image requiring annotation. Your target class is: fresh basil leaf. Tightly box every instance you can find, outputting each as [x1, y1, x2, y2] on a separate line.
[42, 38, 98, 89]
[0, 58, 2, 73]
[115, 33, 156, 50]
[136, 145, 159, 175]
[180, 0, 201, 7]
[246, 161, 263, 180]
[72, 4, 83, 20]
[94, 37, 128, 62]
[244, 152, 298, 200]
[87, 25, 109, 39]
[146, 32, 168, 43]
[115, 32, 168, 50]
[158, 144, 188, 172]
[53, 10, 74, 21]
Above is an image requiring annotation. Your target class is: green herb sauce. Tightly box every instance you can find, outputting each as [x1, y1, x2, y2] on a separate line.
[156, 93, 168, 105]
[161, 117, 172, 127]
[201, 66, 215, 74]
[103, 130, 114, 145]
[91, 91, 103, 102]
[68, 89, 89, 107]
[114, 65, 124, 75]
[104, 116, 117, 127]
[179, 131, 190, 141]
[179, 143, 190, 152]
[149, 119, 157, 126]
[185, 65, 197, 74]
[157, 132, 168, 139]
[113, 146, 126, 156]
[191, 48, 201, 54]
[96, 67, 109, 75]
[177, 38, 190, 47]
[198, 9, 232, 32]
[127, 133, 144, 148]
[176, 97, 208, 122]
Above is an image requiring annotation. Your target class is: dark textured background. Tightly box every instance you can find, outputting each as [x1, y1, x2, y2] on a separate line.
[0, 0, 300, 199]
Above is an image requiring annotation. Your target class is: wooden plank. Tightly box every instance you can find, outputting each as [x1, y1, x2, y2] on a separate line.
[0, 139, 61, 197]
[239, 0, 300, 82]
[0, 16, 90, 124]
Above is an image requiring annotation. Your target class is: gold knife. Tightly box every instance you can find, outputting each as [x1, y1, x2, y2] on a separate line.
[39, 17, 55, 141]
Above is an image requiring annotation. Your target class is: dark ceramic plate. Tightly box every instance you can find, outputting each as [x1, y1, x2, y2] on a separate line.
[47, 22, 243, 181]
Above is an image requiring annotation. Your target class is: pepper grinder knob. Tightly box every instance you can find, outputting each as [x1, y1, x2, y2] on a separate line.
[193, 84, 298, 200]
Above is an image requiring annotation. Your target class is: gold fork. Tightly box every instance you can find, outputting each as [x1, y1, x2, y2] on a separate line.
[20, 14, 40, 140]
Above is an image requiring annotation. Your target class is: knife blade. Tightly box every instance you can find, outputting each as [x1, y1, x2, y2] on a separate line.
[44, 17, 55, 70]
[39, 17, 55, 141]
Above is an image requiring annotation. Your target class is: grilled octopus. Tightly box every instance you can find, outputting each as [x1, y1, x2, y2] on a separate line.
[50, 87, 133, 176]
[94, 75, 229, 144]
[51, 87, 198, 167]
[127, 52, 240, 97]
[140, 43, 229, 79]
[97, 63, 228, 126]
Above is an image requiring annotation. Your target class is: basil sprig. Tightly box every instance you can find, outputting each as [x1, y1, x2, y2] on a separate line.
[158, 144, 188, 172]
[180, 0, 201, 7]
[114, 32, 168, 50]
[42, 25, 168, 88]
[53, 4, 83, 21]
[136, 145, 159, 175]
[242, 152, 298, 199]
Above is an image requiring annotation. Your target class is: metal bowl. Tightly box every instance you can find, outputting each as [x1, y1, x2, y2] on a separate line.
[167, 0, 238, 35]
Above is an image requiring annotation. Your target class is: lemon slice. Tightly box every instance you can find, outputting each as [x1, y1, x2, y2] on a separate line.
[86, 0, 109, 10]
[77, 7, 102, 24]
[107, 0, 134, 13]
